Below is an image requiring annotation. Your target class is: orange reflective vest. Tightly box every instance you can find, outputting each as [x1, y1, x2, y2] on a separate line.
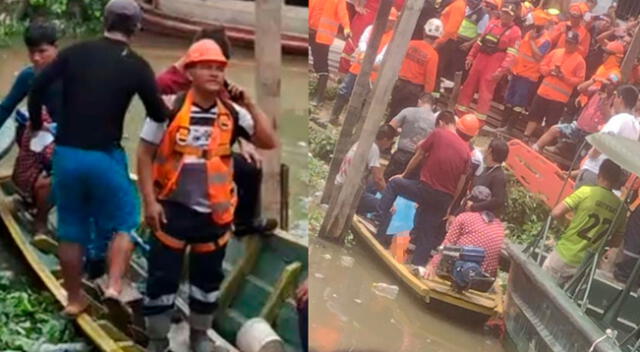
[436, 0, 466, 46]
[537, 48, 586, 103]
[153, 90, 237, 226]
[552, 22, 591, 58]
[576, 57, 621, 107]
[511, 30, 551, 81]
[398, 40, 439, 92]
[315, 0, 351, 45]
[349, 29, 394, 80]
[309, 0, 325, 31]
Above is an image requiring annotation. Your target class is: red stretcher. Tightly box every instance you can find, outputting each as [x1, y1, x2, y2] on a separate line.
[505, 139, 575, 209]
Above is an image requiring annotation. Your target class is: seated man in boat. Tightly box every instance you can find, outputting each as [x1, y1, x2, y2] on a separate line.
[426, 186, 505, 279]
[156, 24, 277, 237]
[543, 159, 626, 286]
[568, 84, 639, 190]
[531, 72, 618, 154]
[334, 124, 397, 216]
[0, 21, 61, 238]
[137, 39, 278, 352]
[384, 93, 437, 181]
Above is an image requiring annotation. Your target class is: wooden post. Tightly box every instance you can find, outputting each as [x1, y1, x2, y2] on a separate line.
[319, 0, 424, 239]
[320, 0, 394, 205]
[255, 0, 282, 221]
[622, 25, 640, 82]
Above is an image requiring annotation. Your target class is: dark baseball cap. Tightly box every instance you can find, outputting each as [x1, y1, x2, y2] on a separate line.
[105, 0, 142, 23]
[501, 4, 518, 16]
[566, 31, 580, 44]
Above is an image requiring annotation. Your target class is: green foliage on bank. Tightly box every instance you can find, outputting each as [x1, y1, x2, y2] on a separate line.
[0, 0, 108, 45]
[0, 271, 79, 351]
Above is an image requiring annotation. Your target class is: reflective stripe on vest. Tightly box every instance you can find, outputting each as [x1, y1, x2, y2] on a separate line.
[541, 80, 572, 100]
[316, 17, 340, 44]
[153, 89, 237, 226]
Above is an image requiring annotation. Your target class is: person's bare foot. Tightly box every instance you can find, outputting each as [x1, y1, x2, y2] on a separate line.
[62, 296, 89, 317]
[103, 287, 121, 300]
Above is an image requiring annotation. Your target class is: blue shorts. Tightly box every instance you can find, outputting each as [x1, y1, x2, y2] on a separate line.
[557, 122, 589, 144]
[504, 75, 538, 108]
[52, 146, 140, 248]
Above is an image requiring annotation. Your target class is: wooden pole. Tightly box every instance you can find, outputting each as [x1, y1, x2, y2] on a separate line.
[320, 0, 394, 205]
[319, 0, 424, 239]
[622, 25, 640, 82]
[255, 0, 282, 221]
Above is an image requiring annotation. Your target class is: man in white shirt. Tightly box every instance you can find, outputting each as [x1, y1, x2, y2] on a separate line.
[572, 85, 639, 190]
[335, 124, 397, 215]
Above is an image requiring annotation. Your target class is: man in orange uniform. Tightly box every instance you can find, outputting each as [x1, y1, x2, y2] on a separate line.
[329, 8, 397, 125]
[550, 3, 591, 58]
[434, 0, 467, 84]
[522, 31, 586, 143]
[387, 18, 443, 120]
[309, 0, 351, 106]
[498, 9, 552, 131]
[576, 40, 625, 109]
[455, 4, 521, 123]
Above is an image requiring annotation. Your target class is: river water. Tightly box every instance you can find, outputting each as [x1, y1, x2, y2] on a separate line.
[0, 32, 308, 225]
[309, 238, 506, 352]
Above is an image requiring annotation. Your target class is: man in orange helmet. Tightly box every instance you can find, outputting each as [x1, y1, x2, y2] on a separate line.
[550, 3, 591, 58]
[310, 0, 351, 106]
[137, 39, 278, 351]
[498, 9, 552, 132]
[576, 40, 625, 109]
[375, 112, 480, 267]
[522, 31, 586, 144]
[329, 8, 397, 125]
[455, 3, 522, 123]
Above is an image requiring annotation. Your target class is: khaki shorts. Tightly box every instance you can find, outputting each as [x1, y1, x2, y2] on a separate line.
[542, 249, 578, 286]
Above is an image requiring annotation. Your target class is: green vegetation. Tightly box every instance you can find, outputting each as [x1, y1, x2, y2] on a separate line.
[0, 271, 79, 351]
[0, 0, 108, 45]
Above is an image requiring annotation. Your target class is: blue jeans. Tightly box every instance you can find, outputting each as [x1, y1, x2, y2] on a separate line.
[338, 73, 358, 99]
[504, 75, 537, 108]
[377, 177, 452, 266]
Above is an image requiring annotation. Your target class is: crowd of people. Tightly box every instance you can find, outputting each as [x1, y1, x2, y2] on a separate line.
[311, 0, 640, 288]
[0, 0, 307, 350]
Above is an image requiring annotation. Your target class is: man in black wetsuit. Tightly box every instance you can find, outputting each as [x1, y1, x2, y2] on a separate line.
[28, 0, 167, 315]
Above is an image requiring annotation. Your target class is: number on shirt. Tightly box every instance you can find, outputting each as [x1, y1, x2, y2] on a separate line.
[577, 213, 613, 244]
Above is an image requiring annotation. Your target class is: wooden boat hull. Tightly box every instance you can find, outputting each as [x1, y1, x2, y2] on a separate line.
[0, 175, 307, 351]
[137, 0, 308, 56]
[504, 243, 622, 352]
[351, 215, 503, 318]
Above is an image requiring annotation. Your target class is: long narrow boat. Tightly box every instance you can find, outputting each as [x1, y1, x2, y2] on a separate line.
[0, 174, 308, 351]
[350, 215, 503, 318]
[136, 0, 308, 55]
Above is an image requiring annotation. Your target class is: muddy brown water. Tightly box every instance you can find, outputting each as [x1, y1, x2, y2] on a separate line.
[0, 31, 308, 225]
[309, 236, 507, 352]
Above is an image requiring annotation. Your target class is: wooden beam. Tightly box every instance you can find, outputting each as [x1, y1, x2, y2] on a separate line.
[255, 0, 283, 220]
[622, 25, 640, 82]
[259, 262, 302, 324]
[319, 0, 424, 239]
[320, 0, 394, 205]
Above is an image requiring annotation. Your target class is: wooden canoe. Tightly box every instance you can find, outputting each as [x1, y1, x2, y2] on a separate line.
[351, 215, 503, 318]
[0, 174, 308, 351]
[137, 0, 308, 56]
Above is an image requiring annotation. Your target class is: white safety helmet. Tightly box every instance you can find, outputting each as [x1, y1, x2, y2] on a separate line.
[424, 18, 444, 38]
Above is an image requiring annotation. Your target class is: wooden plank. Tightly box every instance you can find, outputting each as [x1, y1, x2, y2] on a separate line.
[97, 320, 131, 343]
[255, 0, 283, 221]
[320, 0, 394, 205]
[215, 236, 263, 317]
[259, 262, 303, 324]
[622, 25, 640, 82]
[320, 0, 424, 238]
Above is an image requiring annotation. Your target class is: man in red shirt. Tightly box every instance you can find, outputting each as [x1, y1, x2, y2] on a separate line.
[427, 186, 505, 278]
[375, 112, 480, 266]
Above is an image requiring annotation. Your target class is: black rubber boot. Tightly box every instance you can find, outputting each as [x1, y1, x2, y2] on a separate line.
[329, 93, 348, 126]
[312, 74, 329, 106]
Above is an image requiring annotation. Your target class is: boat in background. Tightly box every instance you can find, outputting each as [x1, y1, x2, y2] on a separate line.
[136, 0, 308, 55]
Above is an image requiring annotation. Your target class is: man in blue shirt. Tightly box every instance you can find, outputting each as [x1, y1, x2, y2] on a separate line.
[0, 21, 62, 138]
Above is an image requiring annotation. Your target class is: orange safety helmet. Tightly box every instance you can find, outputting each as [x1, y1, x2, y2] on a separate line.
[605, 41, 626, 57]
[532, 9, 551, 26]
[184, 39, 228, 67]
[389, 7, 399, 21]
[569, 3, 587, 17]
[456, 114, 481, 137]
